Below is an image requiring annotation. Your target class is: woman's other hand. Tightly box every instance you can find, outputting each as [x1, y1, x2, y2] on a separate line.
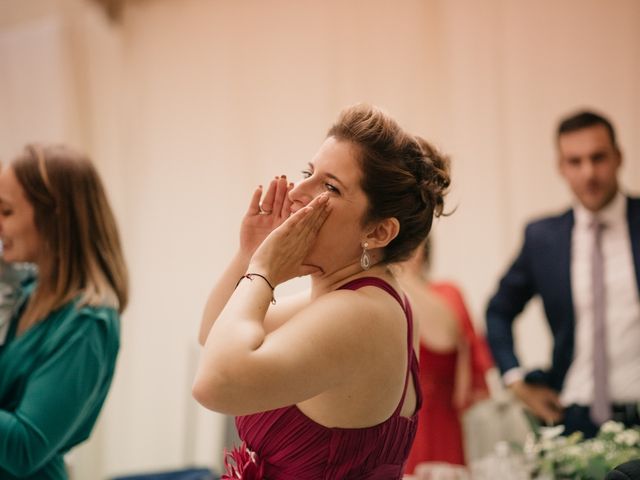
[240, 175, 293, 256]
[249, 192, 331, 285]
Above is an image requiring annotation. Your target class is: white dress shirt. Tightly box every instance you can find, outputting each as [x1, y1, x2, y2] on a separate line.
[560, 192, 640, 405]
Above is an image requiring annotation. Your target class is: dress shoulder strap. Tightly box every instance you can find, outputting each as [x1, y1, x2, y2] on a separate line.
[338, 276, 421, 416]
[338, 276, 405, 309]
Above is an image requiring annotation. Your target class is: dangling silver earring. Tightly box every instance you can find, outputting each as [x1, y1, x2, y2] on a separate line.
[360, 242, 371, 270]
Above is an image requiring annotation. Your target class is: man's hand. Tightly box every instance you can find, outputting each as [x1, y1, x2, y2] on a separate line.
[510, 380, 563, 425]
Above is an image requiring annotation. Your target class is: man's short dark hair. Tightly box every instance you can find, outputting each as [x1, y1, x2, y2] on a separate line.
[557, 110, 618, 150]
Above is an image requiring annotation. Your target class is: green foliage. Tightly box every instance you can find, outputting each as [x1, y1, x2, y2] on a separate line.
[528, 421, 640, 480]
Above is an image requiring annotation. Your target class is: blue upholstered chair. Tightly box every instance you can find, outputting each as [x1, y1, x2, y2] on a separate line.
[111, 467, 216, 480]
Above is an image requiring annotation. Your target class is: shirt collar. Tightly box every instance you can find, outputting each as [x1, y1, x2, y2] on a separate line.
[573, 191, 626, 229]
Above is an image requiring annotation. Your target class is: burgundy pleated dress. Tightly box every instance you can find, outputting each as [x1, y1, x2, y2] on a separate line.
[231, 277, 422, 480]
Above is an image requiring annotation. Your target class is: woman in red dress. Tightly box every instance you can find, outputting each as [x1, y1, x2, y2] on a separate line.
[399, 239, 494, 474]
[193, 105, 451, 479]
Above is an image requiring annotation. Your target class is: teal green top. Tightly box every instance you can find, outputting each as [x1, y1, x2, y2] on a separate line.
[0, 286, 120, 479]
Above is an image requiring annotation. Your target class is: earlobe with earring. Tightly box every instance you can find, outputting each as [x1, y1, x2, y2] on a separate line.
[360, 242, 371, 271]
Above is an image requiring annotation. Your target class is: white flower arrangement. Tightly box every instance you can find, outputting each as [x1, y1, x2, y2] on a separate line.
[525, 421, 640, 480]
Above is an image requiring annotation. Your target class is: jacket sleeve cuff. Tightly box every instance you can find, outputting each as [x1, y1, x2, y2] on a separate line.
[503, 367, 525, 386]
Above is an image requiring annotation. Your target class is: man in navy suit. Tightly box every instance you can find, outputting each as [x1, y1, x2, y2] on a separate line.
[486, 110, 640, 438]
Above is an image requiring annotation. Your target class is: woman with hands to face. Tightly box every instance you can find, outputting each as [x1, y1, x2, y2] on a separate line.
[193, 105, 451, 480]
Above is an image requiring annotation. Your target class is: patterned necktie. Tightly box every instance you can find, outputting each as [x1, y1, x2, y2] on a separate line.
[590, 219, 611, 425]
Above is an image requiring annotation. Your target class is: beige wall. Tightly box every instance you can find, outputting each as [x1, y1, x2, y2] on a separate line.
[1, 0, 639, 478]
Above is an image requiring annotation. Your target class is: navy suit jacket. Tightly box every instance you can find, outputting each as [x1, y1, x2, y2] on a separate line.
[486, 196, 640, 392]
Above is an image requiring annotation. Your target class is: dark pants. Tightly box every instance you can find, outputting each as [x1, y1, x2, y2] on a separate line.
[563, 403, 640, 438]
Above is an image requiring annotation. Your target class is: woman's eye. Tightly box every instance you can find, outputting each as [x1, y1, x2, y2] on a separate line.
[300, 170, 340, 194]
[325, 183, 340, 194]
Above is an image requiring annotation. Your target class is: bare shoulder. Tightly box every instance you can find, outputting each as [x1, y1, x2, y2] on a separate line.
[291, 282, 414, 426]
[410, 286, 459, 350]
[288, 283, 408, 353]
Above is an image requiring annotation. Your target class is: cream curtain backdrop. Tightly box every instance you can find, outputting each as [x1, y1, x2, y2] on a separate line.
[0, 0, 639, 478]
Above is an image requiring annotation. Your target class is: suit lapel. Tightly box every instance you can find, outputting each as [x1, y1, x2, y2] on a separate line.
[627, 197, 640, 291]
[557, 209, 575, 321]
